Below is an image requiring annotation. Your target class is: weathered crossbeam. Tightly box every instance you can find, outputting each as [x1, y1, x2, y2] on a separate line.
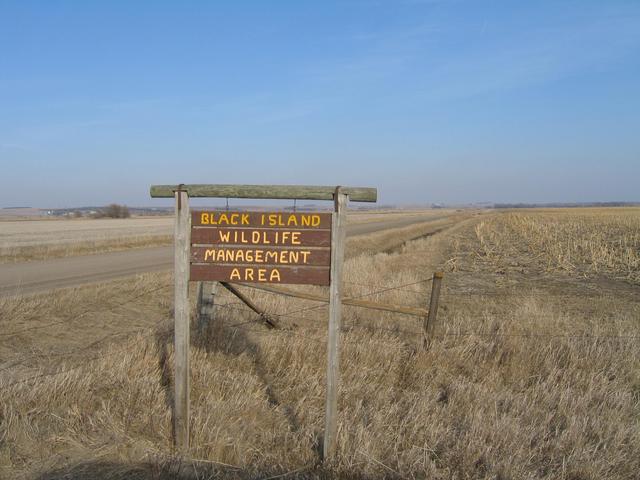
[149, 184, 377, 202]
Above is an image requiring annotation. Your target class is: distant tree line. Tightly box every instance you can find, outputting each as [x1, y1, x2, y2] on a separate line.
[494, 202, 639, 209]
[93, 204, 131, 218]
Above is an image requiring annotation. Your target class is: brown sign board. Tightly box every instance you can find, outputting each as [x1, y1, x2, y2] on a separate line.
[190, 210, 332, 285]
[191, 228, 330, 247]
[191, 264, 330, 285]
[192, 211, 332, 229]
[191, 246, 331, 266]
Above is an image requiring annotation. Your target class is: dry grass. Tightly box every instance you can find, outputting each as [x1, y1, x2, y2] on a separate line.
[344, 213, 475, 258]
[1, 235, 175, 264]
[1, 209, 639, 479]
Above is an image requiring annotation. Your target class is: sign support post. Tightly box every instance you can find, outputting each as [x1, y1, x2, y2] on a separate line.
[174, 188, 191, 450]
[323, 187, 348, 462]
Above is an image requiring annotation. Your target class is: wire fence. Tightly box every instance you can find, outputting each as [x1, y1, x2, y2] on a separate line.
[211, 301, 640, 342]
[2, 273, 638, 391]
[0, 282, 173, 339]
[1, 321, 164, 390]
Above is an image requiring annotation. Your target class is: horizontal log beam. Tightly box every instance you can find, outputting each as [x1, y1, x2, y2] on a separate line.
[150, 184, 377, 203]
[234, 282, 428, 318]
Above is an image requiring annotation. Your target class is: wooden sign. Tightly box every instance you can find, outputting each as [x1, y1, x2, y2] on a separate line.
[151, 184, 377, 457]
[190, 211, 332, 285]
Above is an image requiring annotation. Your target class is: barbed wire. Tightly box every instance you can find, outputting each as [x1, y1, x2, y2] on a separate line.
[232, 277, 435, 321]
[1, 321, 166, 390]
[4, 307, 638, 392]
[213, 303, 640, 342]
[343, 280, 429, 296]
[0, 283, 172, 339]
[3, 271, 639, 392]
[435, 331, 640, 340]
[441, 291, 639, 298]
[0, 317, 169, 374]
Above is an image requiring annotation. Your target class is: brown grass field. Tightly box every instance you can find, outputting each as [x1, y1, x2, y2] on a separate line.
[1, 208, 639, 479]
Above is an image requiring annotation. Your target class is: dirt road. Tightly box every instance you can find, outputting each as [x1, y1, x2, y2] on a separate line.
[0, 214, 452, 296]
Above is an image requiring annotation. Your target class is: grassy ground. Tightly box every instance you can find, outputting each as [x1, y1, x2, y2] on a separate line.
[1, 208, 638, 479]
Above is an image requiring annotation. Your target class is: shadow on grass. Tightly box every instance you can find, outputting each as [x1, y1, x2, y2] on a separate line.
[34, 460, 287, 480]
[34, 460, 379, 480]
[153, 308, 324, 465]
[191, 311, 321, 456]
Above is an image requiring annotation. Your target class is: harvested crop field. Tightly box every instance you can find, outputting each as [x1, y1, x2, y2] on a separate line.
[0, 217, 174, 263]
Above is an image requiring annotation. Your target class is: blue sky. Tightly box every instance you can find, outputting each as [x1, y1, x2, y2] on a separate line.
[1, 1, 639, 207]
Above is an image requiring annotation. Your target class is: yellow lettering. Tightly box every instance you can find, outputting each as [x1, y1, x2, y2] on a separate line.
[230, 213, 239, 225]
[312, 215, 320, 227]
[201, 213, 209, 225]
[216, 250, 225, 261]
[290, 251, 299, 263]
[301, 215, 310, 227]
[242, 213, 250, 225]
[270, 269, 281, 282]
[268, 214, 277, 226]
[204, 249, 215, 261]
[241, 231, 249, 243]
[245, 269, 254, 281]
[230, 268, 241, 280]
[265, 251, 278, 263]
[219, 231, 230, 242]
[287, 215, 298, 226]
[279, 251, 288, 264]
[291, 232, 301, 245]
[255, 250, 263, 262]
[258, 269, 267, 281]
[300, 251, 310, 263]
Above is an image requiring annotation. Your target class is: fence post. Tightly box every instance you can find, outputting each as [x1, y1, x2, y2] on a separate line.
[323, 187, 348, 462]
[196, 281, 217, 334]
[174, 188, 190, 450]
[423, 272, 443, 349]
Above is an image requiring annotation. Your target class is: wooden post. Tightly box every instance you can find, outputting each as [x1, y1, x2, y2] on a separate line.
[423, 272, 443, 349]
[174, 188, 190, 450]
[323, 187, 348, 462]
[196, 281, 217, 334]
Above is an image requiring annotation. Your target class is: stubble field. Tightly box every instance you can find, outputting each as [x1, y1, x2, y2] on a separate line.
[1, 208, 638, 479]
